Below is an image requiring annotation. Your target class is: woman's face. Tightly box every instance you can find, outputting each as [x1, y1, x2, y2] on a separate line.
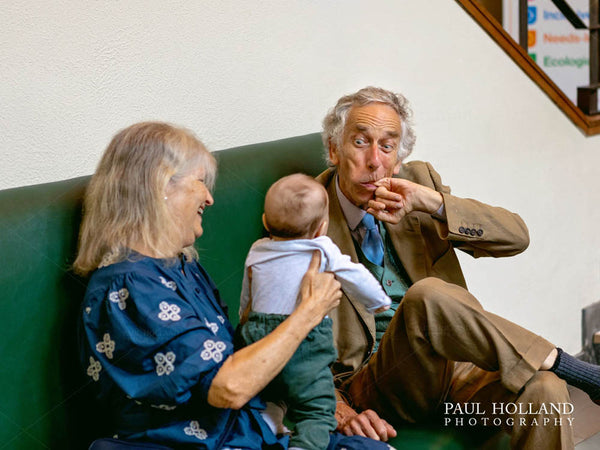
[165, 165, 214, 248]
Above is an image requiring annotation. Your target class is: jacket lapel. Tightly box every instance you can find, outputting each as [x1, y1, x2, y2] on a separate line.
[386, 215, 428, 284]
[324, 176, 376, 333]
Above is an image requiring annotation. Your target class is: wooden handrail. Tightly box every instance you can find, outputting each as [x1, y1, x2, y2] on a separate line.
[456, 0, 600, 136]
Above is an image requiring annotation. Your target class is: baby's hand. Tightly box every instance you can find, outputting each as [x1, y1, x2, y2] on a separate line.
[373, 305, 390, 314]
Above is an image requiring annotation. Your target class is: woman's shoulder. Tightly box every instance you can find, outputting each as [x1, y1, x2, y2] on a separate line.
[96, 253, 184, 276]
[86, 255, 179, 299]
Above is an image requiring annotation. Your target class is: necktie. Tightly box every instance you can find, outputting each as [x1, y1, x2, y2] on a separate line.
[361, 213, 384, 266]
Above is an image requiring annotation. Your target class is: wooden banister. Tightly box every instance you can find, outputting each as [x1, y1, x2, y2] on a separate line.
[456, 0, 600, 135]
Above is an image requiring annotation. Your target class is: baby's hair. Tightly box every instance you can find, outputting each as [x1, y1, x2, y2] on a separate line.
[264, 174, 328, 239]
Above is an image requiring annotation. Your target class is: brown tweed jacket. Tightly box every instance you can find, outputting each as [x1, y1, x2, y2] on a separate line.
[315, 161, 530, 382]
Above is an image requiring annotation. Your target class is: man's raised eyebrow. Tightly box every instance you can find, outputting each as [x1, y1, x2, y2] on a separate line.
[384, 130, 400, 138]
[353, 125, 400, 139]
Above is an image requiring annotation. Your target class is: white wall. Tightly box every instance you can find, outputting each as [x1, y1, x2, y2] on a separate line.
[1, 0, 599, 353]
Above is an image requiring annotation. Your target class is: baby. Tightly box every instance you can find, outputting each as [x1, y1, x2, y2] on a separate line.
[239, 173, 391, 450]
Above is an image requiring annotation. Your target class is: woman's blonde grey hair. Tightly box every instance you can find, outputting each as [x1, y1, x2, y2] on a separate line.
[322, 86, 416, 165]
[73, 122, 216, 276]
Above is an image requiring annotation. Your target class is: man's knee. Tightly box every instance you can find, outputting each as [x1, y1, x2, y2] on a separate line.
[403, 277, 482, 315]
[404, 277, 446, 301]
[403, 277, 455, 311]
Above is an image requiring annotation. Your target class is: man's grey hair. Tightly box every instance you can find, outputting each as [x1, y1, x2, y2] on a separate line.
[321, 86, 416, 165]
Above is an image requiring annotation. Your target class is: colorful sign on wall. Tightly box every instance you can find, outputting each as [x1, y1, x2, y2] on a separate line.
[503, 0, 596, 109]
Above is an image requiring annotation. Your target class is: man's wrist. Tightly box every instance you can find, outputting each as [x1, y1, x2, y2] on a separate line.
[423, 190, 444, 215]
[432, 201, 446, 221]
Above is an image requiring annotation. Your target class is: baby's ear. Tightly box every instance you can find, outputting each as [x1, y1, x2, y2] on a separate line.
[262, 214, 270, 232]
[314, 220, 328, 238]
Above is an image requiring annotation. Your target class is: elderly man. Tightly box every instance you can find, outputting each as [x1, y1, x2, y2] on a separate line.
[316, 87, 599, 449]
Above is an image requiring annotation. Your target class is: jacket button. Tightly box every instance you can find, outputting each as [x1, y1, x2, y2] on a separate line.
[459, 226, 466, 234]
[477, 229, 483, 236]
[470, 229, 477, 236]
[464, 228, 471, 235]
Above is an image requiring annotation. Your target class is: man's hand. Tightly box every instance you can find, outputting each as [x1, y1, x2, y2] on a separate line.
[367, 177, 443, 224]
[336, 401, 397, 441]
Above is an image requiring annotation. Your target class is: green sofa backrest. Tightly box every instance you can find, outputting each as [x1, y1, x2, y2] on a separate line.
[200, 133, 327, 321]
[0, 133, 325, 449]
[0, 131, 507, 449]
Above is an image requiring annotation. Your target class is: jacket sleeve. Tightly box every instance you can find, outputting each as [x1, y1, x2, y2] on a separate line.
[323, 238, 392, 312]
[419, 161, 530, 258]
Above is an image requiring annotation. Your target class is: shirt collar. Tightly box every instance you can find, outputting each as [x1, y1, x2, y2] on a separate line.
[335, 175, 366, 231]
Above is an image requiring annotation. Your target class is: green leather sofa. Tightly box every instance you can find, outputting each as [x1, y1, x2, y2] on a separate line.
[0, 133, 508, 449]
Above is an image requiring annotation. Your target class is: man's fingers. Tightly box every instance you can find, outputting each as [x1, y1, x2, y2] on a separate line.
[363, 409, 390, 440]
[341, 425, 356, 436]
[367, 199, 386, 211]
[348, 416, 380, 440]
[374, 186, 403, 202]
[373, 177, 392, 189]
[370, 417, 389, 441]
[367, 208, 405, 225]
[374, 197, 404, 211]
[341, 409, 395, 441]
[382, 419, 397, 438]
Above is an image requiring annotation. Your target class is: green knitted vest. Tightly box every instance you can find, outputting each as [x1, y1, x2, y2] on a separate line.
[354, 223, 411, 352]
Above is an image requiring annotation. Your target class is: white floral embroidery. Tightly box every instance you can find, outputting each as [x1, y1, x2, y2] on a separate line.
[184, 420, 207, 440]
[159, 276, 177, 291]
[95, 333, 115, 359]
[204, 318, 218, 334]
[151, 404, 177, 411]
[126, 395, 141, 405]
[85, 306, 92, 314]
[109, 288, 129, 310]
[217, 315, 225, 324]
[158, 301, 181, 321]
[200, 340, 226, 363]
[154, 351, 176, 376]
[87, 356, 102, 381]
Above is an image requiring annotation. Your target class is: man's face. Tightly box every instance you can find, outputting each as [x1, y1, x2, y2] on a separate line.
[329, 103, 402, 209]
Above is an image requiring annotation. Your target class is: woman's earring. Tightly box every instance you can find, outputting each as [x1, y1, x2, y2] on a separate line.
[164, 196, 168, 200]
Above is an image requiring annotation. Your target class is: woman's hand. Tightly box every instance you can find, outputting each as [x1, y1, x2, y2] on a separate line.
[366, 177, 443, 224]
[296, 251, 342, 327]
[208, 251, 341, 410]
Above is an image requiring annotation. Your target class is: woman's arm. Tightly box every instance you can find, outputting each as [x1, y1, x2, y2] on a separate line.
[207, 251, 341, 409]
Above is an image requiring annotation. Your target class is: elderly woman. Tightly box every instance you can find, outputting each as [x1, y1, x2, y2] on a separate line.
[74, 122, 389, 450]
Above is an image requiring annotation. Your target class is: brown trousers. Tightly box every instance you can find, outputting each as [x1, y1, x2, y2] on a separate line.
[343, 278, 574, 449]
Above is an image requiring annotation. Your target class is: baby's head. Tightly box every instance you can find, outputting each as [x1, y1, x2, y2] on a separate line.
[263, 174, 329, 240]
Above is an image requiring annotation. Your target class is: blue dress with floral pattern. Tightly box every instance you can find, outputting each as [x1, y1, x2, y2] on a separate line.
[79, 254, 287, 449]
